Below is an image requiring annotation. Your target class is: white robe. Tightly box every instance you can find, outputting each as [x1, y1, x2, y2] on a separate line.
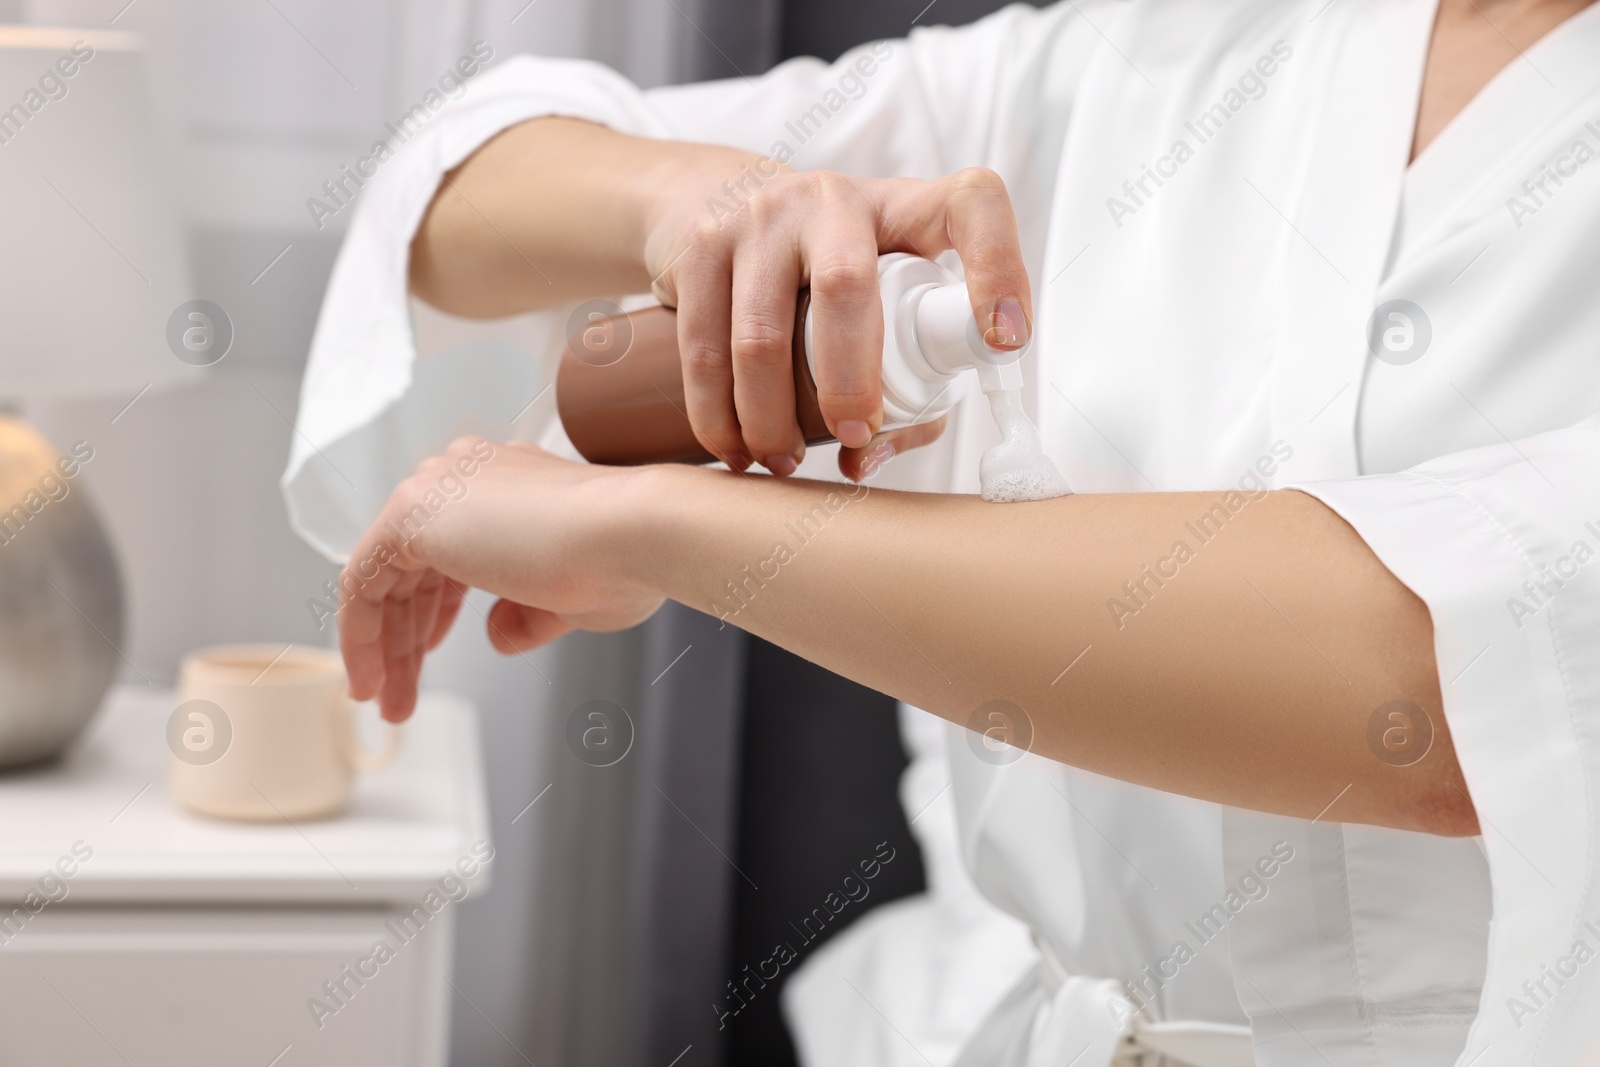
[283, 1, 1600, 1064]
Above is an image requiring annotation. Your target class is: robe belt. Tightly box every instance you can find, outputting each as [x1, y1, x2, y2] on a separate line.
[1031, 937, 1257, 1067]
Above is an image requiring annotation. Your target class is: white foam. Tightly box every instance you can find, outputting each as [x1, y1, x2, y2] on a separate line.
[979, 388, 1072, 503]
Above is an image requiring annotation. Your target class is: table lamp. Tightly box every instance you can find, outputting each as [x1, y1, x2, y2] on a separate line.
[0, 27, 191, 766]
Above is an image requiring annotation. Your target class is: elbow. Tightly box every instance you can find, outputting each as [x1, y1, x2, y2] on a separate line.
[406, 179, 502, 320]
[1404, 713, 1481, 837]
[407, 250, 454, 317]
[1404, 773, 1481, 837]
[407, 230, 470, 318]
[407, 242, 501, 320]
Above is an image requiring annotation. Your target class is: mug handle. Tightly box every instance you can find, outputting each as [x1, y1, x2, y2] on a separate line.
[349, 714, 403, 774]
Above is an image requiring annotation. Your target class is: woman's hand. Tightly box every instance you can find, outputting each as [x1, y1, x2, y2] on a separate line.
[640, 150, 1031, 476]
[410, 118, 1030, 481]
[336, 437, 662, 722]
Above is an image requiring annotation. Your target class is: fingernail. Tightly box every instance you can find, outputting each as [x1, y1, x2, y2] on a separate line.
[985, 299, 1029, 350]
[724, 450, 752, 471]
[836, 420, 873, 449]
[763, 454, 797, 476]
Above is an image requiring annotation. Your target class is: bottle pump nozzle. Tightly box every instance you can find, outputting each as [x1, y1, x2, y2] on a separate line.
[908, 279, 1025, 395]
[800, 254, 1024, 428]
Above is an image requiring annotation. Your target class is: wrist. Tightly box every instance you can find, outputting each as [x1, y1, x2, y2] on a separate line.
[597, 463, 704, 600]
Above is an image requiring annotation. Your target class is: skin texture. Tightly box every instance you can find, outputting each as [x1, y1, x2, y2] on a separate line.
[339, 440, 1475, 836]
[349, 0, 1595, 836]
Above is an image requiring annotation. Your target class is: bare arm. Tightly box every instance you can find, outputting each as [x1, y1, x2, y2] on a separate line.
[409, 117, 733, 316]
[644, 466, 1472, 836]
[336, 442, 1477, 838]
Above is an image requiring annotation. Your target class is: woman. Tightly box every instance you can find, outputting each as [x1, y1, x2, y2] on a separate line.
[286, 0, 1600, 1063]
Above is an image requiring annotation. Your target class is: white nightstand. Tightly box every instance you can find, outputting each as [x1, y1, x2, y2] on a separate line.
[0, 685, 490, 1067]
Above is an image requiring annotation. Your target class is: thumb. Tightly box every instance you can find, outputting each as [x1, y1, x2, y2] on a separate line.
[486, 598, 574, 654]
[940, 168, 1031, 352]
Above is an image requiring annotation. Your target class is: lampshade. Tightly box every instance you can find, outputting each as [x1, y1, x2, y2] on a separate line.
[0, 27, 191, 399]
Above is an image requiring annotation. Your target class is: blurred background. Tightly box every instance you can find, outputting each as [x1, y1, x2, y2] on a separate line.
[7, 0, 1032, 1064]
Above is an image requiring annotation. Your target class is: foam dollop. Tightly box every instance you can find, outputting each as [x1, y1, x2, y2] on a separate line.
[979, 389, 1072, 503]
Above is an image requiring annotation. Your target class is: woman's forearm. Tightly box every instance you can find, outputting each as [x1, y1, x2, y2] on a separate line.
[408, 117, 763, 317]
[640, 465, 1477, 836]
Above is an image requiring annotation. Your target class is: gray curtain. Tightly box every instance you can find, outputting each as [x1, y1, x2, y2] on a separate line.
[628, 605, 751, 1067]
[679, 0, 783, 79]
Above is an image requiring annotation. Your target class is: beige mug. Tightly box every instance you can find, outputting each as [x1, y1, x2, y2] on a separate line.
[168, 644, 401, 821]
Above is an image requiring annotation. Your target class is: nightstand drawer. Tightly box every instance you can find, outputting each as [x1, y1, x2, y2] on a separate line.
[0, 906, 452, 1067]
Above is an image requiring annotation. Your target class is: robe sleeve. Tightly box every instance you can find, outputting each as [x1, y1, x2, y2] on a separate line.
[281, 1, 1085, 561]
[1290, 416, 1600, 1065]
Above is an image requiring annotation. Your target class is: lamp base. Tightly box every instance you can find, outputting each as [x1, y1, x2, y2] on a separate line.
[0, 415, 123, 768]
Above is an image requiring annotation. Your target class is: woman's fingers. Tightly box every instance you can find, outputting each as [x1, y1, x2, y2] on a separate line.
[375, 567, 431, 722]
[338, 486, 448, 713]
[874, 168, 1031, 350]
[649, 167, 1026, 468]
[339, 540, 419, 703]
[729, 238, 804, 473]
[378, 590, 420, 722]
[675, 236, 749, 470]
[346, 569, 455, 722]
[801, 179, 883, 449]
[938, 168, 1032, 351]
[341, 558, 552, 720]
